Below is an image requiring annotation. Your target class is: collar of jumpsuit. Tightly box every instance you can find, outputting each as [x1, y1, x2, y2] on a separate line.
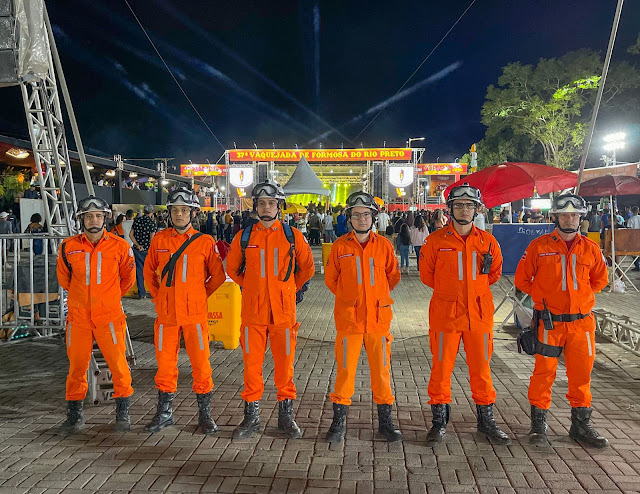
[170, 225, 198, 237]
[81, 229, 110, 245]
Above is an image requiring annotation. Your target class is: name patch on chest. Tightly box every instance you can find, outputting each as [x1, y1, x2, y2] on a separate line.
[157, 249, 170, 253]
[67, 250, 84, 255]
[338, 253, 354, 259]
[539, 252, 559, 257]
[246, 245, 259, 248]
[438, 248, 456, 252]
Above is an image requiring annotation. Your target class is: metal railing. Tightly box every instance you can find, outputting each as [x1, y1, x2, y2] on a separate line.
[593, 309, 640, 357]
[0, 233, 67, 342]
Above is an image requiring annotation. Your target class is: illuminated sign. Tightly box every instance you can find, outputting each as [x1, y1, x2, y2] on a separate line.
[417, 163, 467, 175]
[228, 148, 413, 162]
[180, 164, 226, 176]
[388, 166, 414, 187]
[229, 167, 253, 188]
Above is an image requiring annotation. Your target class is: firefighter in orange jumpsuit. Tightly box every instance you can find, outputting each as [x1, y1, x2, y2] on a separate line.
[56, 196, 136, 434]
[226, 181, 315, 439]
[143, 188, 226, 434]
[419, 184, 511, 446]
[324, 191, 403, 443]
[515, 194, 609, 448]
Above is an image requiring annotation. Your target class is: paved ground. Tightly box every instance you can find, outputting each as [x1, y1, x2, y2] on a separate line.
[1, 246, 640, 493]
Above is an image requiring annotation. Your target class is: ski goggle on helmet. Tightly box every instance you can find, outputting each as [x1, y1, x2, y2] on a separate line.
[446, 183, 482, 206]
[550, 194, 587, 214]
[166, 188, 200, 208]
[344, 191, 380, 215]
[252, 181, 286, 201]
[76, 196, 112, 217]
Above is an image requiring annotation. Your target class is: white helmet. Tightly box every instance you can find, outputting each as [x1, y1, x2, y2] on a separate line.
[550, 194, 587, 214]
[166, 188, 200, 208]
[446, 183, 482, 206]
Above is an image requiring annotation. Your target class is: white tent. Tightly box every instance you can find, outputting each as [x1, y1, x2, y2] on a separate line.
[282, 156, 330, 196]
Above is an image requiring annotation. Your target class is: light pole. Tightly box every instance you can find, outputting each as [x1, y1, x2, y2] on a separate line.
[406, 137, 425, 148]
[603, 132, 626, 167]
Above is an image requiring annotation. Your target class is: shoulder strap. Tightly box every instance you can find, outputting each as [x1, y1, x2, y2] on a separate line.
[61, 241, 72, 277]
[237, 224, 254, 275]
[161, 232, 204, 287]
[282, 223, 298, 282]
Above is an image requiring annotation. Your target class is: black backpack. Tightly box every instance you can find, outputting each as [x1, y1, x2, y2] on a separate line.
[237, 223, 298, 282]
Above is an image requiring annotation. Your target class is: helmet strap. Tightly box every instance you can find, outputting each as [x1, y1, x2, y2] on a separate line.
[79, 214, 106, 233]
[168, 205, 193, 232]
[449, 205, 477, 226]
[552, 214, 581, 234]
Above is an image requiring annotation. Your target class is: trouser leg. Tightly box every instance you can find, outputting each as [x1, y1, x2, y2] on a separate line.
[182, 321, 213, 394]
[528, 325, 567, 409]
[134, 249, 147, 297]
[154, 321, 181, 393]
[414, 246, 421, 270]
[65, 321, 94, 401]
[427, 330, 462, 404]
[363, 333, 394, 405]
[269, 323, 298, 401]
[564, 320, 596, 408]
[461, 330, 497, 405]
[92, 319, 134, 398]
[240, 324, 268, 402]
[330, 333, 364, 406]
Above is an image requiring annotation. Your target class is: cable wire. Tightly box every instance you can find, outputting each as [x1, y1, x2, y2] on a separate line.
[353, 0, 477, 141]
[123, 0, 226, 151]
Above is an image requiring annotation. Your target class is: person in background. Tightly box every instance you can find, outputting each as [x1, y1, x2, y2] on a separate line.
[122, 209, 135, 246]
[112, 214, 125, 238]
[474, 205, 487, 230]
[623, 205, 633, 221]
[322, 211, 336, 243]
[627, 206, 640, 271]
[397, 223, 412, 274]
[377, 207, 391, 237]
[24, 184, 40, 199]
[588, 210, 601, 233]
[335, 208, 348, 237]
[130, 205, 157, 299]
[409, 215, 429, 271]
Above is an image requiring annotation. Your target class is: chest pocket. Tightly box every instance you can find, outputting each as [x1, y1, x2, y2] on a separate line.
[68, 251, 91, 285]
[184, 251, 206, 284]
[338, 255, 361, 287]
[97, 252, 120, 284]
[538, 254, 568, 290]
[435, 250, 459, 276]
[244, 247, 265, 278]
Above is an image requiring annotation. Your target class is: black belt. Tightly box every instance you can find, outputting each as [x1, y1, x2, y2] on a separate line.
[534, 309, 590, 323]
[551, 312, 590, 322]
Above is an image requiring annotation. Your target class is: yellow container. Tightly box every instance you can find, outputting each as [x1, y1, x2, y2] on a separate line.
[207, 280, 242, 349]
[322, 242, 333, 270]
[587, 232, 600, 245]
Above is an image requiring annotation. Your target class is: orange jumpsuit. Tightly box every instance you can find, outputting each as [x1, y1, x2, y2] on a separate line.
[419, 224, 503, 405]
[324, 231, 401, 406]
[226, 220, 315, 402]
[143, 226, 226, 394]
[514, 230, 608, 409]
[57, 231, 136, 401]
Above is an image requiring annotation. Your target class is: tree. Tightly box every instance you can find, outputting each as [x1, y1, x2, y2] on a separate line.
[480, 49, 640, 169]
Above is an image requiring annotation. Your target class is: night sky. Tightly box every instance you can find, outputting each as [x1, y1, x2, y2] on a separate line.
[0, 0, 638, 168]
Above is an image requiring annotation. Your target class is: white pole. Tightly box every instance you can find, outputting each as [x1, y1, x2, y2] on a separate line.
[610, 195, 616, 292]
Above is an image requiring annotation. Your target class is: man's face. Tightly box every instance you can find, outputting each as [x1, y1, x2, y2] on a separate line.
[257, 198, 279, 220]
[556, 212, 580, 231]
[171, 206, 193, 229]
[350, 206, 373, 230]
[83, 212, 106, 233]
[451, 199, 476, 222]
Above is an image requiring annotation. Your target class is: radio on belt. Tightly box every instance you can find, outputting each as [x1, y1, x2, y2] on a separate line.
[481, 243, 493, 274]
[541, 298, 554, 330]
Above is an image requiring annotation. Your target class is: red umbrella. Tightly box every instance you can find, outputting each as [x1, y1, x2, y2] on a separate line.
[578, 175, 640, 197]
[443, 162, 578, 208]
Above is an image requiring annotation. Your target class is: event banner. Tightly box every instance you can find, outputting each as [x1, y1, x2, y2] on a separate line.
[181, 164, 226, 176]
[417, 163, 467, 175]
[228, 148, 413, 162]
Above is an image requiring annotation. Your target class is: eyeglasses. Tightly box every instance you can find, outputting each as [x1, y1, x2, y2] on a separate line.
[452, 203, 476, 210]
[351, 212, 373, 220]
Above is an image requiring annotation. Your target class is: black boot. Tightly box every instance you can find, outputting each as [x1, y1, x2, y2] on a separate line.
[114, 397, 131, 432]
[426, 404, 450, 446]
[377, 404, 403, 443]
[325, 403, 348, 443]
[476, 404, 511, 445]
[144, 391, 175, 433]
[278, 399, 302, 439]
[232, 401, 261, 439]
[569, 407, 608, 449]
[58, 400, 84, 434]
[196, 392, 218, 435]
[529, 405, 548, 445]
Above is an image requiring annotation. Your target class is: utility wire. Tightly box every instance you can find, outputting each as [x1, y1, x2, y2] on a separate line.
[353, 0, 477, 141]
[123, 0, 226, 151]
